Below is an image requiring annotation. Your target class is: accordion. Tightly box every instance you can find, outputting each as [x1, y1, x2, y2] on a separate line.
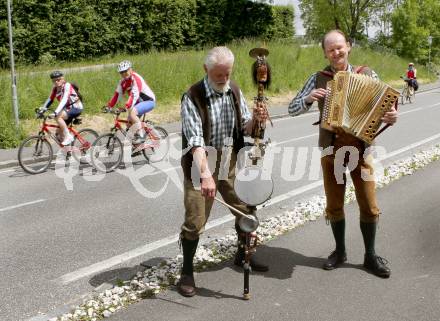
[321, 71, 399, 144]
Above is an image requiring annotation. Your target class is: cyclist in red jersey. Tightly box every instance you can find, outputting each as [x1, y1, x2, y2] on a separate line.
[39, 71, 83, 146]
[406, 62, 418, 91]
[106, 60, 156, 144]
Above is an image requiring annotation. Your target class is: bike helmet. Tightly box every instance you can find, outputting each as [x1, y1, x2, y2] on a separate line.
[408, 62, 414, 66]
[117, 60, 132, 73]
[50, 70, 64, 79]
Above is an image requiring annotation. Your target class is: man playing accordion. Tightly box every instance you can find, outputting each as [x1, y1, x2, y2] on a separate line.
[288, 30, 398, 278]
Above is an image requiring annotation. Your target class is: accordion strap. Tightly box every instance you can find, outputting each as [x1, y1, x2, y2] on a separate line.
[354, 65, 367, 74]
[319, 70, 334, 78]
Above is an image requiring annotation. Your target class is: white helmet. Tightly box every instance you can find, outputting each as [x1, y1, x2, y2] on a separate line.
[117, 60, 132, 73]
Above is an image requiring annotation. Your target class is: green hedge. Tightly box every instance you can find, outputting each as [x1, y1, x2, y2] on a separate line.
[0, 0, 294, 67]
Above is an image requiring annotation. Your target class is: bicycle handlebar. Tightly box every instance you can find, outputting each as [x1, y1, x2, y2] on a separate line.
[102, 106, 126, 115]
[34, 107, 57, 120]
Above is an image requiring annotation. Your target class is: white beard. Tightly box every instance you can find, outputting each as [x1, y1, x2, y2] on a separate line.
[208, 77, 230, 94]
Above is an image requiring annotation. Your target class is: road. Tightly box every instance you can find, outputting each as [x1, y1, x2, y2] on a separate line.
[1, 87, 440, 321]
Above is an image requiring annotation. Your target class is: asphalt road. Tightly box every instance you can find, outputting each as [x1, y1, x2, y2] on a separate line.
[1, 87, 439, 321]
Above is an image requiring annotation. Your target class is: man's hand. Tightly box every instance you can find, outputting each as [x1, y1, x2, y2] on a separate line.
[117, 107, 127, 114]
[192, 147, 216, 198]
[305, 88, 327, 104]
[102, 106, 112, 113]
[201, 176, 216, 199]
[382, 105, 398, 125]
[253, 101, 269, 122]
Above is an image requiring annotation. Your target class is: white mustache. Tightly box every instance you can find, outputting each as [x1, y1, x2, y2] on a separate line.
[208, 78, 230, 93]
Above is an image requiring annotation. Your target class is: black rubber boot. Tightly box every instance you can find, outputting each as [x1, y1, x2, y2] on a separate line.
[178, 237, 199, 297]
[360, 221, 391, 278]
[323, 219, 347, 270]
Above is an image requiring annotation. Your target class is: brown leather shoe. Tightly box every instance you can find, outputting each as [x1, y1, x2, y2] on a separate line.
[177, 274, 196, 297]
[323, 250, 347, 270]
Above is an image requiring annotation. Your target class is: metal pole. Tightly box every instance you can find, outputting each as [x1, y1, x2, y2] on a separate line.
[428, 36, 433, 79]
[7, 0, 20, 128]
[428, 45, 431, 78]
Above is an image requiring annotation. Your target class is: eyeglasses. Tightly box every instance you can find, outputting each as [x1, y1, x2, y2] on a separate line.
[52, 77, 63, 83]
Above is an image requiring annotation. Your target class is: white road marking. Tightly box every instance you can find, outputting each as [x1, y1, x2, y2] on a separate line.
[0, 168, 17, 174]
[0, 199, 46, 213]
[261, 181, 324, 207]
[274, 133, 318, 146]
[272, 110, 318, 122]
[56, 214, 237, 285]
[376, 132, 440, 161]
[56, 131, 440, 285]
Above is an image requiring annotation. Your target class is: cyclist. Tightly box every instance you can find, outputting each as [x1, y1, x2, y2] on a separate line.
[406, 62, 418, 91]
[106, 60, 156, 144]
[39, 71, 83, 146]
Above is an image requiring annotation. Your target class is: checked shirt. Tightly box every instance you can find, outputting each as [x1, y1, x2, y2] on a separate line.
[181, 77, 251, 150]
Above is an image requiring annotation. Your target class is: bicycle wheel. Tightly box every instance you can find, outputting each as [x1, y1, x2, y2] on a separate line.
[408, 87, 414, 103]
[18, 135, 53, 174]
[90, 133, 123, 172]
[71, 128, 99, 164]
[400, 89, 406, 105]
[142, 125, 170, 163]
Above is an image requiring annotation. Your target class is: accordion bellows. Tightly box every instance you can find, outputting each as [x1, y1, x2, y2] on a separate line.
[321, 71, 399, 144]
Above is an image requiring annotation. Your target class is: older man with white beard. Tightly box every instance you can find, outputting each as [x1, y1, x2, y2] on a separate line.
[178, 46, 269, 297]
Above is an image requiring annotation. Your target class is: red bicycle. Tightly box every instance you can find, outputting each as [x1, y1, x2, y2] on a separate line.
[90, 107, 169, 172]
[18, 109, 98, 174]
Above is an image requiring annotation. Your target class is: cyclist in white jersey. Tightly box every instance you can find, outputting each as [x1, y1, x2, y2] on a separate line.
[106, 60, 156, 144]
[40, 71, 83, 145]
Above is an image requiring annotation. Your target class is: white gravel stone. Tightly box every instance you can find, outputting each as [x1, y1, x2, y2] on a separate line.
[103, 310, 112, 318]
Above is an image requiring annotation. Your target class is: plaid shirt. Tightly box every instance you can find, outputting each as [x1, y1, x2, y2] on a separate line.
[181, 77, 251, 150]
[288, 64, 379, 116]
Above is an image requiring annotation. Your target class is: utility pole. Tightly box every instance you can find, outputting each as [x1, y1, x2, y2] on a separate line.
[428, 36, 432, 78]
[7, 0, 20, 128]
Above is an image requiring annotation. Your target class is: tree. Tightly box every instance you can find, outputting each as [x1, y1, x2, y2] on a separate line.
[391, 0, 440, 64]
[299, 0, 383, 42]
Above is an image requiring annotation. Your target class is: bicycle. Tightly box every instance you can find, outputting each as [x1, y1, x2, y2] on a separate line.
[400, 76, 415, 104]
[18, 108, 98, 174]
[90, 107, 170, 173]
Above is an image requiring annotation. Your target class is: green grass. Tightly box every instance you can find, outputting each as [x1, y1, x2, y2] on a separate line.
[0, 39, 437, 148]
